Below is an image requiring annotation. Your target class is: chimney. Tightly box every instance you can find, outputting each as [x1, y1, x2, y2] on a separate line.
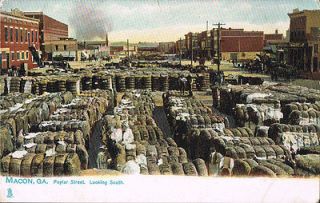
[275, 29, 278, 34]
[106, 33, 109, 47]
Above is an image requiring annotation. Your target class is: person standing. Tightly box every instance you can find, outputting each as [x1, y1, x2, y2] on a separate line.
[178, 75, 187, 95]
[96, 146, 108, 169]
[187, 74, 193, 96]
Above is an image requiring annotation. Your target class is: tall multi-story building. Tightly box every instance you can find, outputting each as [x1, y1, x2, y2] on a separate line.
[175, 38, 186, 58]
[287, 9, 320, 73]
[0, 9, 40, 74]
[185, 32, 199, 59]
[24, 11, 68, 60]
[220, 28, 264, 61]
[198, 29, 217, 59]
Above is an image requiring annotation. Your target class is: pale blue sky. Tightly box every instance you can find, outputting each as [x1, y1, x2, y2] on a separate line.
[1, 0, 319, 42]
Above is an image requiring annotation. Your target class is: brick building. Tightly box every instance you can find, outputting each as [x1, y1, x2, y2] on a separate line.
[197, 29, 218, 59]
[0, 9, 40, 74]
[264, 30, 284, 45]
[24, 12, 68, 60]
[287, 9, 320, 73]
[175, 38, 186, 58]
[220, 28, 264, 61]
[185, 32, 199, 59]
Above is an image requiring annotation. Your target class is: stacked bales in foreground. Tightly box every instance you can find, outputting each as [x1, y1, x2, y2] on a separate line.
[215, 84, 320, 131]
[0, 89, 114, 176]
[282, 102, 320, 125]
[163, 91, 225, 154]
[1, 151, 81, 176]
[102, 90, 208, 176]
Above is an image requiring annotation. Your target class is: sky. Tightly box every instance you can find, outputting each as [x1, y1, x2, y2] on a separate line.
[1, 0, 319, 42]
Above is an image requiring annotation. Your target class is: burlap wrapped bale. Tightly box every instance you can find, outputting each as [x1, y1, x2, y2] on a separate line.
[171, 162, 185, 175]
[35, 144, 47, 153]
[140, 165, 149, 175]
[31, 153, 45, 177]
[115, 143, 126, 171]
[43, 155, 55, 177]
[1, 155, 11, 176]
[258, 161, 289, 177]
[253, 146, 267, 159]
[0, 127, 14, 158]
[166, 137, 177, 147]
[183, 162, 198, 176]
[295, 154, 320, 176]
[257, 137, 270, 145]
[66, 144, 77, 153]
[168, 155, 180, 165]
[249, 137, 261, 145]
[56, 144, 67, 153]
[250, 165, 277, 177]
[193, 158, 208, 176]
[270, 145, 285, 158]
[233, 159, 252, 176]
[9, 158, 22, 176]
[44, 133, 55, 144]
[243, 159, 259, 169]
[239, 143, 255, 159]
[168, 146, 180, 157]
[225, 147, 239, 159]
[64, 153, 81, 176]
[146, 145, 158, 158]
[74, 130, 85, 145]
[147, 163, 161, 175]
[159, 163, 173, 175]
[136, 143, 147, 156]
[64, 132, 75, 144]
[20, 153, 36, 177]
[261, 145, 277, 159]
[266, 159, 294, 175]
[298, 146, 320, 155]
[76, 145, 89, 169]
[54, 154, 68, 176]
[234, 146, 247, 159]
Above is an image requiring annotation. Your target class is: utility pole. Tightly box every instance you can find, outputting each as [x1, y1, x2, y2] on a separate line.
[213, 22, 225, 72]
[191, 35, 193, 67]
[127, 39, 129, 59]
[127, 39, 130, 66]
[179, 37, 182, 67]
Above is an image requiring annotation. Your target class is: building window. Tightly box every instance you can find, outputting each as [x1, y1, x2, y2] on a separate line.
[32, 31, 34, 42]
[64, 45, 67, 51]
[55, 45, 58, 51]
[4, 27, 8, 42]
[315, 44, 318, 54]
[21, 52, 25, 60]
[15, 29, 18, 42]
[11, 52, 15, 61]
[20, 29, 23, 42]
[10, 28, 13, 42]
[26, 51, 29, 60]
[17, 52, 20, 60]
[35, 31, 38, 43]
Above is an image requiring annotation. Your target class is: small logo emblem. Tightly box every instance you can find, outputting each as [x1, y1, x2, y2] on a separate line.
[7, 188, 13, 198]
